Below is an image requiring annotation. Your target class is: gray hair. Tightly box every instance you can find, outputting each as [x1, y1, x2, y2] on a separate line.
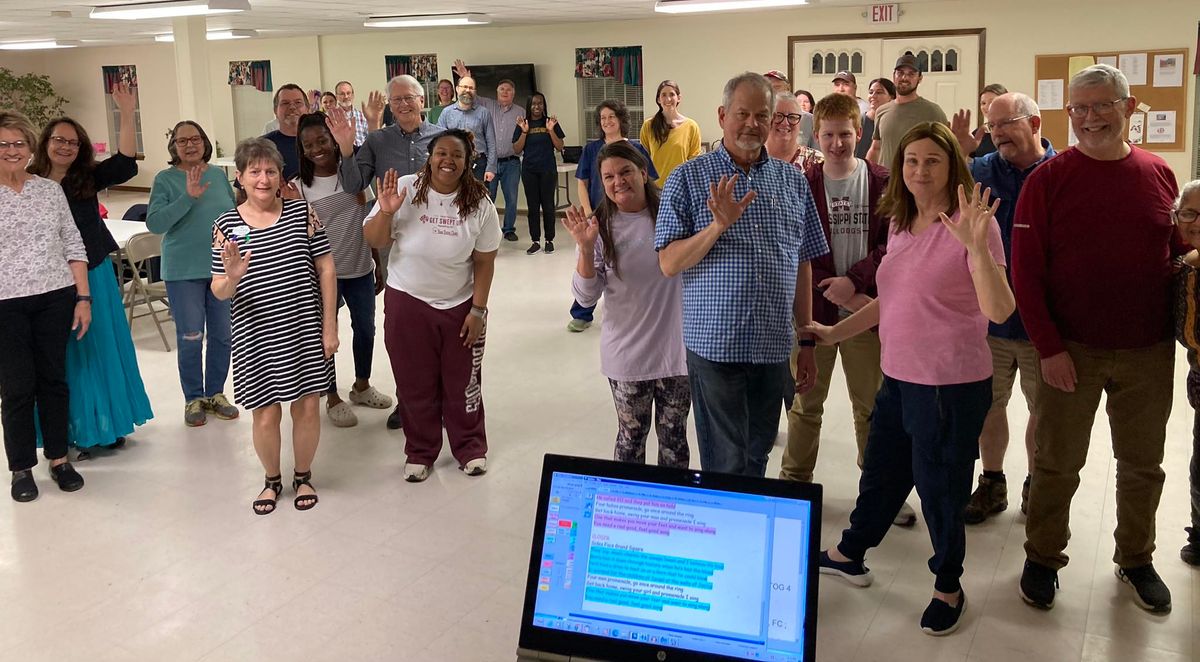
[722, 72, 774, 111]
[774, 92, 798, 106]
[387, 74, 423, 97]
[234, 137, 284, 174]
[1177, 180, 1200, 211]
[1008, 92, 1040, 118]
[1069, 63, 1130, 99]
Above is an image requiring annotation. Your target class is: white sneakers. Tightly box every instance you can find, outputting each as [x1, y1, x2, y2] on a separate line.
[462, 457, 487, 476]
[404, 463, 431, 482]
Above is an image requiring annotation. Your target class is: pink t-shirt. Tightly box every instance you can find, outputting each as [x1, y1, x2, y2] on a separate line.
[876, 213, 1005, 386]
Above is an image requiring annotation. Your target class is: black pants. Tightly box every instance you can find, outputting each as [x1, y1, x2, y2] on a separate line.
[522, 169, 557, 242]
[837, 375, 991, 594]
[1189, 406, 1200, 545]
[0, 286, 75, 472]
[471, 156, 487, 182]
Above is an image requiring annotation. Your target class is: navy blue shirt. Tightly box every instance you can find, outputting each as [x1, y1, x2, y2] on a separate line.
[575, 139, 658, 212]
[514, 118, 565, 174]
[263, 130, 300, 182]
[970, 137, 1055, 341]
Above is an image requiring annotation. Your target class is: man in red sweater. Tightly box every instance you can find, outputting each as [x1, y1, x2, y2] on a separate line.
[1012, 64, 1180, 614]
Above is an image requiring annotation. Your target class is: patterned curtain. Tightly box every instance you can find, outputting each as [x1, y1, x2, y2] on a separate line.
[409, 54, 439, 83]
[610, 46, 643, 87]
[385, 55, 412, 81]
[101, 65, 138, 91]
[575, 47, 613, 79]
[228, 60, 272, 92]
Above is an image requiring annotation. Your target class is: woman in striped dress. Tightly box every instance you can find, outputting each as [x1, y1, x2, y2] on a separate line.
[211, 138, 338, 515]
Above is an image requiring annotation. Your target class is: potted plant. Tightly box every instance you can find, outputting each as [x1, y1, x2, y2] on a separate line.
[0, 67, 69, 129]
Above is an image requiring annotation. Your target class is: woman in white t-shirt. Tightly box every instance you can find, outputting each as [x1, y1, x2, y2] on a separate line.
[363, 129, 500, 482]
[293, 112, 392, 429]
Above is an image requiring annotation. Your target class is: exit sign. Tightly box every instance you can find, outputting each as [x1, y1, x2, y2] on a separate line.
[869, 3, 899, 24]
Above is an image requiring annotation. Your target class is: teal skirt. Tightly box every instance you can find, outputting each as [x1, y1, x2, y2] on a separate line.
[41, 258, 154, 447]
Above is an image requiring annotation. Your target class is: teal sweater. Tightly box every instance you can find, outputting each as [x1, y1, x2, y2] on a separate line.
[146, 166, 235, 281]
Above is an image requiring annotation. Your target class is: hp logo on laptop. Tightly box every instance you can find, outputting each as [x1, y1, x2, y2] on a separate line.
[656, 651, 668, 661]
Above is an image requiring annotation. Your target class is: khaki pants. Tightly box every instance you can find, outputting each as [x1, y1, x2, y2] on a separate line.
[1024, 340, 1174, 570]
[988, 336, 1040, 412]
[780, 331, 883, 482]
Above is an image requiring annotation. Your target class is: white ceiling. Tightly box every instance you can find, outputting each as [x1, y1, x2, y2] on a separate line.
[0, 0, 949, 46]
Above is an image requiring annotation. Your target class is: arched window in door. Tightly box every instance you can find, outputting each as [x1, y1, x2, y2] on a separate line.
[931, 49, 944, 72]
[851, 52, 864, 74]
[945, 48, 959, 72]
[825, 53, 836, 73]
[811, 53, 823, 75]
[916, 50, 929, 73]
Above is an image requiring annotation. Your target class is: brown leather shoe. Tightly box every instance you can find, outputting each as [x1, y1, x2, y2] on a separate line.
[964, 474, 1008, 524]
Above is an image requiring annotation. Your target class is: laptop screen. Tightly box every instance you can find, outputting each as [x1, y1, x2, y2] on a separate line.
[521, 456, 819, 661]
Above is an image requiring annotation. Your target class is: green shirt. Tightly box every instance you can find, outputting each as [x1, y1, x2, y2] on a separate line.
[872, 96, 949, 167]
[146, 165, 235, 281]
[426, 104, 450, 125]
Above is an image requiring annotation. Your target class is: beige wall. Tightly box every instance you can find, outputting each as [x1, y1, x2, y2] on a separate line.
[6, 0, 1198, 186]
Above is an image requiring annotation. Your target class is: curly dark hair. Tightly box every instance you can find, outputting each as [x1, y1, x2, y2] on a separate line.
[28, 118, 97, 198]
[412, 129, 490, 218]
[595, 99, 630, 137]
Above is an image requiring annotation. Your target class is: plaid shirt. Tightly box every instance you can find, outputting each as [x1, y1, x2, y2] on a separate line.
[348, 107, 368, 146]
[655, 142, 828, 364]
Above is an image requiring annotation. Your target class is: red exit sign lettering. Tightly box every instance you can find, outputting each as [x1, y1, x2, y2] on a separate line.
[870, 3, 898, 24]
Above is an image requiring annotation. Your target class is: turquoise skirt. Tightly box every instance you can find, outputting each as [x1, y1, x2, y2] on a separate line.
[45, 258, 154, 447]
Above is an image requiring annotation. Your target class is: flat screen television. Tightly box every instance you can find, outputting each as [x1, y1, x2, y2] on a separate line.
[454, 63, 538, 109]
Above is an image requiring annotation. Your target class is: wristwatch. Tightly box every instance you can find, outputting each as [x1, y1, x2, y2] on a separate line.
[75, 294, 92, 304]
[470, 305, 488, 320]
[798, 337, 816, 348]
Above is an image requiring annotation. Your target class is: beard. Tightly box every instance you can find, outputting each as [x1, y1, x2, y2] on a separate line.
[459, 92, 475, 105]
[895, 80, 918, 96]
[735, 134, 765, 151]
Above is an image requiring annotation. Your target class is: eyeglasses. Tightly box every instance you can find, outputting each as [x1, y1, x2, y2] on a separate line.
[772, 112, 802, 126]
[1065, 98, 1127, 118]
[983, 114, 1031, 133]
[49, 136, 81, 149]
[1176, 208, 1200, 224]
[278, 100, 307, 109]
[174, 136, 204, 146]
[389, 95, 422, 105]
[0, 140, 27, 150]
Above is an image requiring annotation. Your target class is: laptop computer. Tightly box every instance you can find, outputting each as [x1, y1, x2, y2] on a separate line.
[517, 454, 821, 662]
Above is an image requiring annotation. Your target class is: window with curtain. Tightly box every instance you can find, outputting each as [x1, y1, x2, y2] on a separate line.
[575, 46, 644, 142]
[101, 65, 143, 156]
[384, 54, 440, 107]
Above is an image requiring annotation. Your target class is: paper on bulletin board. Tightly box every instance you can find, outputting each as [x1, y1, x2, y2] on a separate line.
[1146, 111, 1176, 143]
[1067, 56, 1095, 79]
[1128, 113, 1145, 144]
[1097, 55, 1118, 68]
[1153, 53, 1184, 87]
[1118, 53, 1148, 85]
[1036, 79, 1064, 110]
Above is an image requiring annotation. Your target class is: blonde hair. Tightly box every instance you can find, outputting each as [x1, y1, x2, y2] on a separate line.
[0, 110, 37, 146]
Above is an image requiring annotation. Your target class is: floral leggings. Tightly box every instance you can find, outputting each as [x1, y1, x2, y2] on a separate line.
[607, 376, 691, 468]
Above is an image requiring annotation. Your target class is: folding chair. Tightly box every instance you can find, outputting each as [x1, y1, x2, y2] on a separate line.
[123, 232, 173, 351]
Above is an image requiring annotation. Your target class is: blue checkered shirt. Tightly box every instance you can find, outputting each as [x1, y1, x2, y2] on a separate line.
[349, 107, 368, 146]
[655, 143, 828, 364]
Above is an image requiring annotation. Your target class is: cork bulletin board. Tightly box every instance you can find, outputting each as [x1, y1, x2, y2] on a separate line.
[1034, 48, 1190, 152]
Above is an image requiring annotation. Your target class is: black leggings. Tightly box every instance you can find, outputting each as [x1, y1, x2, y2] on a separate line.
[522, 169, 557, 242]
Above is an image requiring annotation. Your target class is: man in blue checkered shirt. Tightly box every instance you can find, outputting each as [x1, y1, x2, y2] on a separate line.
[656, 72, 829, 477]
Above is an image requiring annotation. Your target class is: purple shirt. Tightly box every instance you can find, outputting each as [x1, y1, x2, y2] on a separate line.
[572, 209, 687, 382]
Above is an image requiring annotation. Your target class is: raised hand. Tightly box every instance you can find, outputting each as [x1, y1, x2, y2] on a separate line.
[563, 205, 599, 249]
[941, 183, 999, 253]
[375, 169, 407, 215]
[185, 164, 210, 199]
[546, 116, 559, 132]
[280, 181, 301, 200]
[951, 108, 979, 156]
[705, 175, 756, 232]
[221, 238, 252, 282]
[363, 90, 385, 129]
[325, 107, 356, 152]
[453, 58, 470, 80]
[111, 83, 137, 115]
[516, 117, 529, 134]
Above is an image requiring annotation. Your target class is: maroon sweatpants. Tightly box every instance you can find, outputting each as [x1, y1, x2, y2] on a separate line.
[384, 287, 488, 467]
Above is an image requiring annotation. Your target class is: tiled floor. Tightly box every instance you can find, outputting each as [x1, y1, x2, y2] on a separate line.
[2, 190, 1196, 661]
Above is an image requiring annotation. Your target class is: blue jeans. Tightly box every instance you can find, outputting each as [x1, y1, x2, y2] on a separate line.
[570, 300, 595, 322]
[837, 376, 991, 594]
[685, 349, 789, 476]
[165, 279, 231, 402]
[487, 157, 522, 234]
[328, 272, 377, 392]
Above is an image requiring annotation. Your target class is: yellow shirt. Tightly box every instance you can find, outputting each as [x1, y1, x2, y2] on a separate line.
[639, 117, 703, 188]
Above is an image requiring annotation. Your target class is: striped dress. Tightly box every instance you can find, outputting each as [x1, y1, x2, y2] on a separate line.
[212, 199, 333, 409]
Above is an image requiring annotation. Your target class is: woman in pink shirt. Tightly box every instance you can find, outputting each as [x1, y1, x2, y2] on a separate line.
[806, 122, 1014, 636]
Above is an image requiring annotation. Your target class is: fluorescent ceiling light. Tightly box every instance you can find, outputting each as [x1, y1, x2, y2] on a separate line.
[155, 29, 257, 42]
[364, 13, 491, 28]
[654, 0, 807, 13]
[90, 0, 250, 20]
[0, 40, 81, 50]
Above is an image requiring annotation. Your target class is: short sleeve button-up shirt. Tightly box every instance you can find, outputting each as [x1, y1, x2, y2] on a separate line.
[655, 143, 829, 364]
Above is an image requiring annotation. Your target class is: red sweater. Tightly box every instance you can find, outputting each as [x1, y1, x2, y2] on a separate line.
[1011, 146, 1181, 358]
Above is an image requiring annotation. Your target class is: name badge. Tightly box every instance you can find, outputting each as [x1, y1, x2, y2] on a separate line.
[229, 224, 252, 243]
